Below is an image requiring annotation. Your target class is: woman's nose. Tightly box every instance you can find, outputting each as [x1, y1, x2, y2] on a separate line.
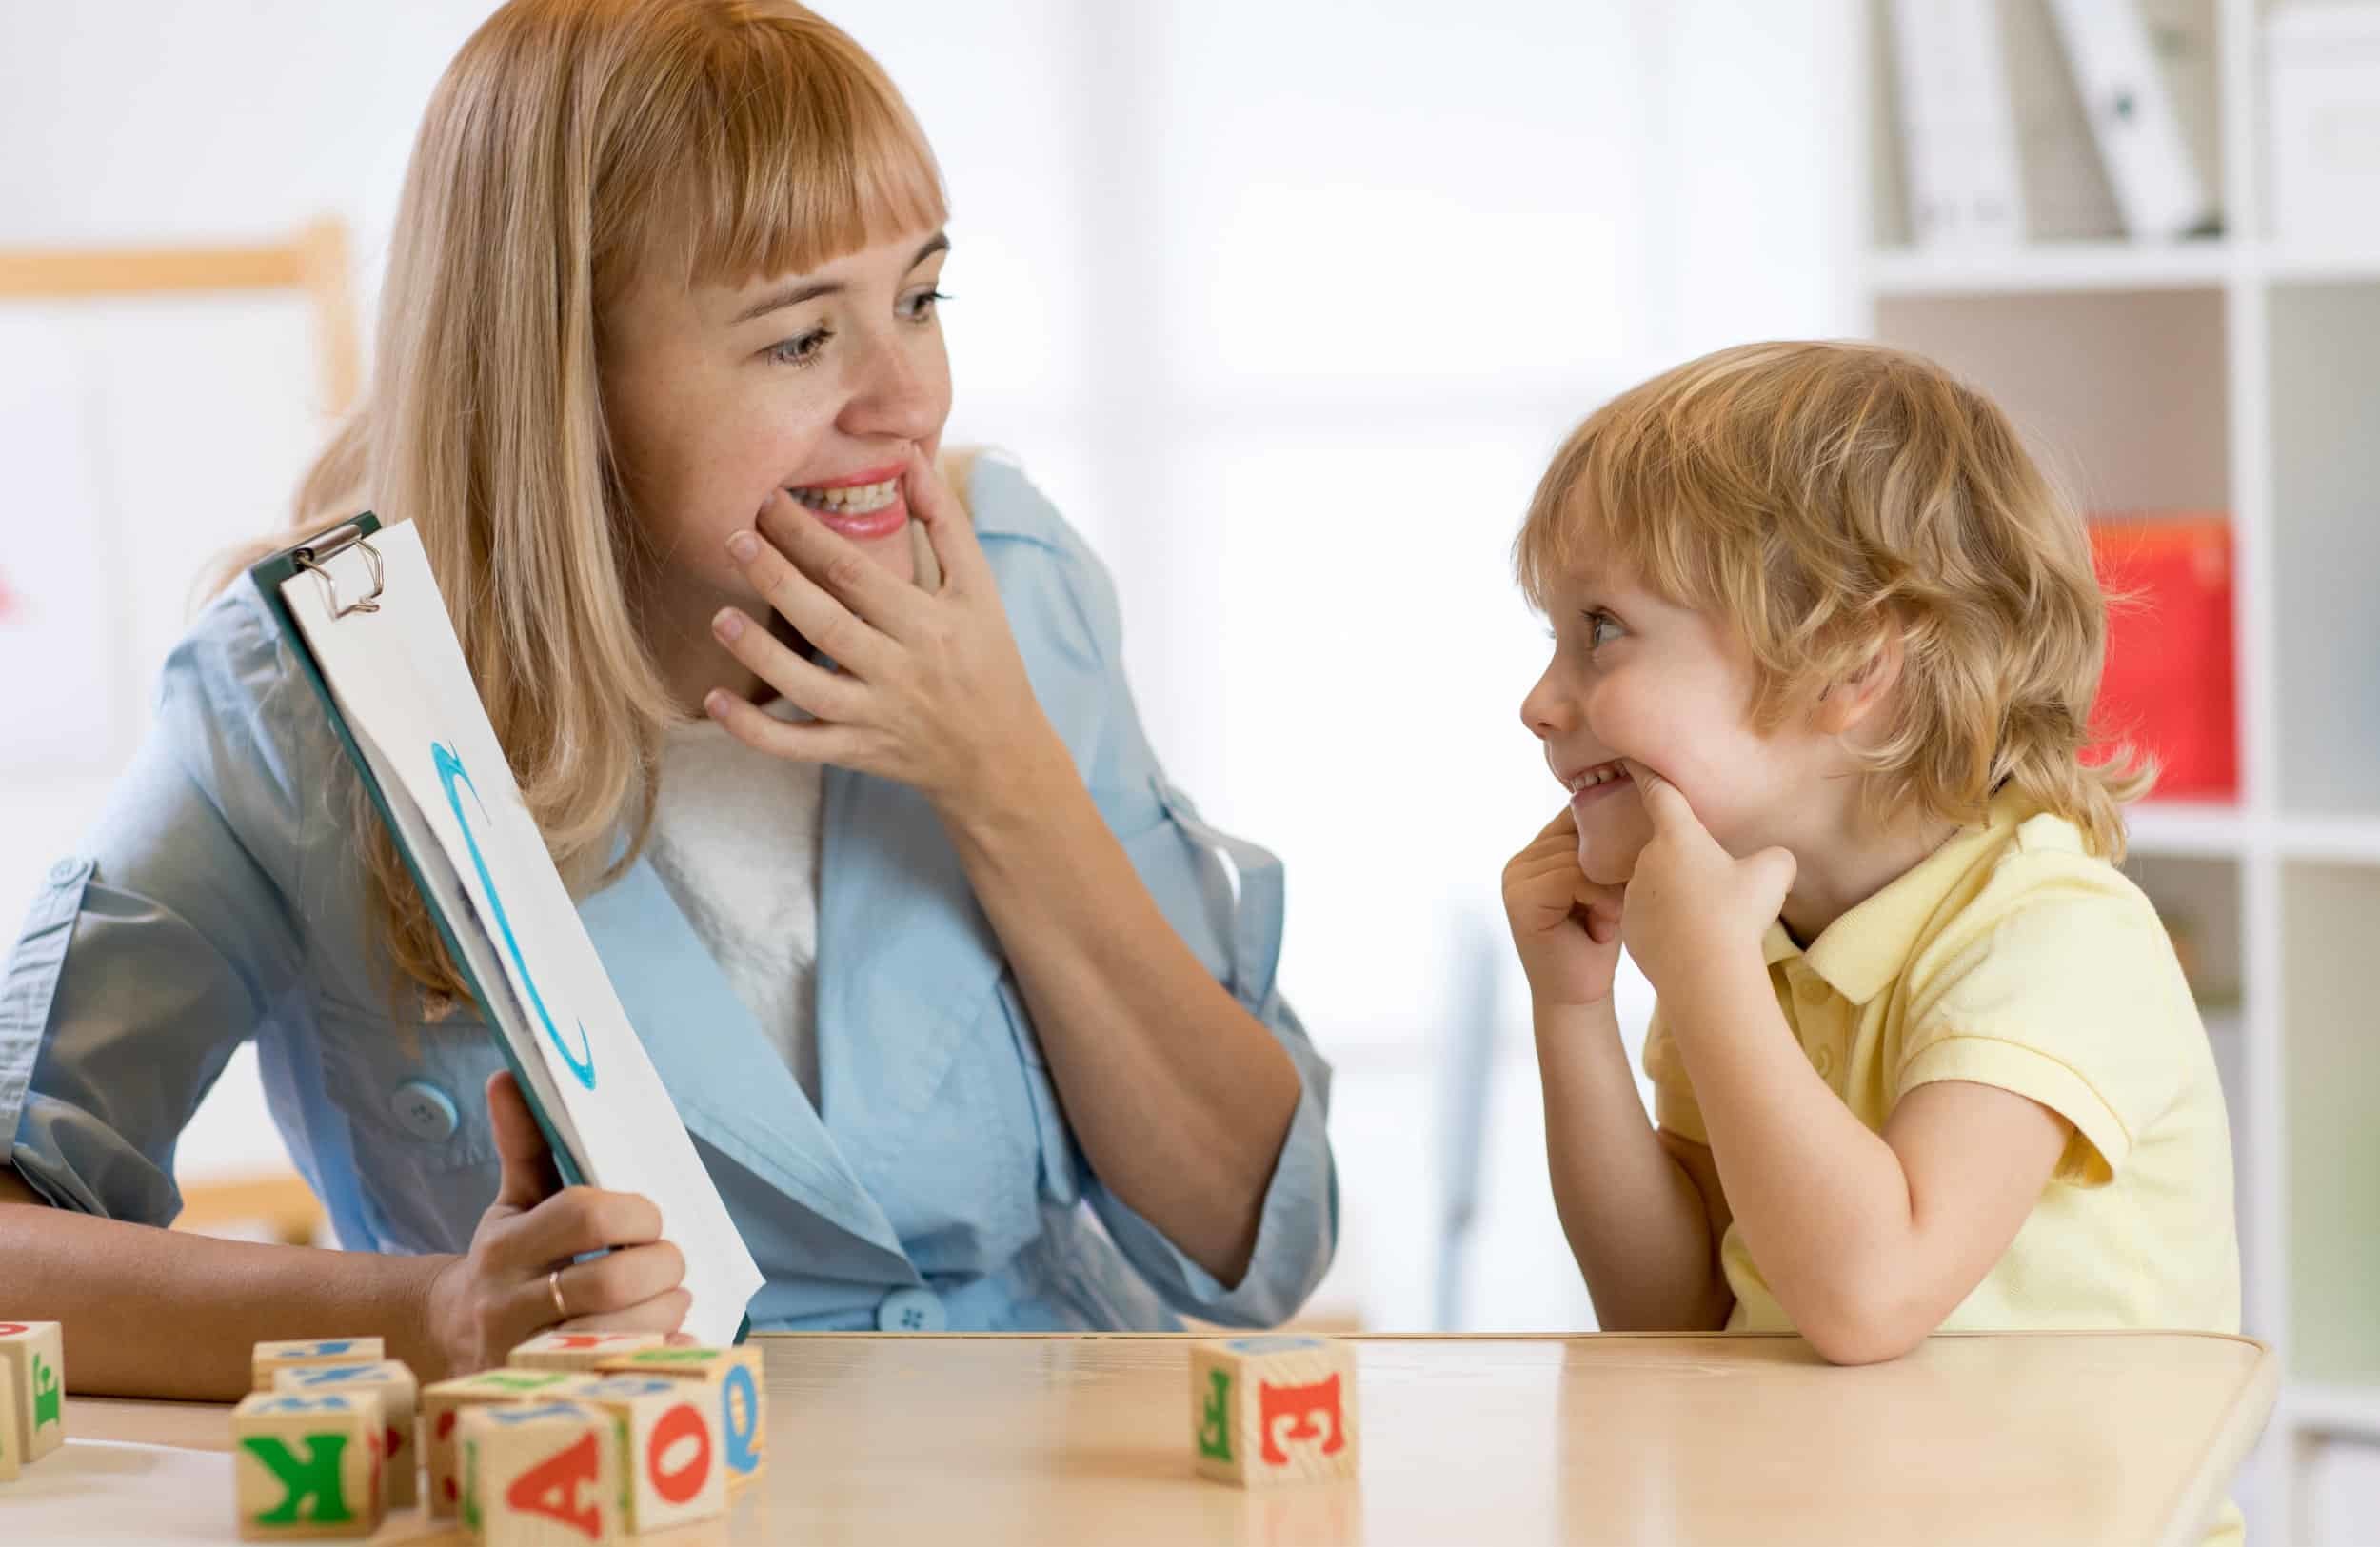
[842, 328, 944, 443]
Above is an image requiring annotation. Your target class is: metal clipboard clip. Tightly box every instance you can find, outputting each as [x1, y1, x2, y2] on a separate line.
[292, 522, 387, 618]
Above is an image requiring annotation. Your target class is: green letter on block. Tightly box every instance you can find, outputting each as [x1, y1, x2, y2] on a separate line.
[1198, 1369, 1233, 1462]
[240, 1434, 355, 1525]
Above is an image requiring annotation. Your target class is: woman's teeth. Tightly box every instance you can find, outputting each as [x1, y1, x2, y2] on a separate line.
[789, 478, 899, 515]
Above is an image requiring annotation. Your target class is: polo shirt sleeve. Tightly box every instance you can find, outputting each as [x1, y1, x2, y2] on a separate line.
[1640, 1002, 1710, 1146]
[1895, 886, 2193, 1187]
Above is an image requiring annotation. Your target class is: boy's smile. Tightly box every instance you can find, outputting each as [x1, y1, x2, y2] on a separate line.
[1521, 564, 1807, 889]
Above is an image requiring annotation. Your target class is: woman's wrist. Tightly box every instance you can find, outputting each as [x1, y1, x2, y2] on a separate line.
[930, 712, 1078, 839]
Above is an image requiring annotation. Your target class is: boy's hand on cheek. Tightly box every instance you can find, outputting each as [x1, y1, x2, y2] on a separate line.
[1501, 807, 1627, 1008]
[1621, 770, 1795, 990]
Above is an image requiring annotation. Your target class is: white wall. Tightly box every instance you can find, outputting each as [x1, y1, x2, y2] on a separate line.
[0, 0, 1854, 1329]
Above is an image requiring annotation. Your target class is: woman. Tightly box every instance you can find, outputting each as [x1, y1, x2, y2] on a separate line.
[0, 0, 1334, 1399]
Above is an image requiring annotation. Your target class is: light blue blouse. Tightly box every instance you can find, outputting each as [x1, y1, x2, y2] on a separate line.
[0, 455, 1338, 1334]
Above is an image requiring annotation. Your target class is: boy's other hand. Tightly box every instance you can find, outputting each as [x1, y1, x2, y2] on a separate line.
[1622, 769, 1795, 989]
[1502, 807, 1628, 1007]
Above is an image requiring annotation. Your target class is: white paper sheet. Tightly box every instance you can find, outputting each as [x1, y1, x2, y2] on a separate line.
[280, 523, 763, 1342]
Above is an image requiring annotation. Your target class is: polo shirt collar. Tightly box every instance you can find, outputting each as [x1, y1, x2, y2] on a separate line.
[1767, 790, 2033, 1005]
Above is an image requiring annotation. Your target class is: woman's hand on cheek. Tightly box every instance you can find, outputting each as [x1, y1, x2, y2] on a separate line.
[1619, 770, 1795, 990]
[706, 446, 1063, 823]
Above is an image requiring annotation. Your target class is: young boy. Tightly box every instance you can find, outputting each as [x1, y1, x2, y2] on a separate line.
[1502, 342, 2240, 1536]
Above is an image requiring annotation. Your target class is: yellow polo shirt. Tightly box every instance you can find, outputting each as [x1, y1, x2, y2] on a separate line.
[1643, 793, 2244, 1539]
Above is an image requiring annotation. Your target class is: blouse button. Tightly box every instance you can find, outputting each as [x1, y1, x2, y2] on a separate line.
[389, 1080, 460, 1142]
[48, 858, 87, 886]
[1812, 1045, 1835, 1079]
[876, 1287, 946, 1332]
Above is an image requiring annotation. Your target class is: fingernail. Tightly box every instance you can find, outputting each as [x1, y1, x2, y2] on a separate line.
[725, 530, 759, 563]
[712, 608, 745, 642]
[703, 690, 728, 719]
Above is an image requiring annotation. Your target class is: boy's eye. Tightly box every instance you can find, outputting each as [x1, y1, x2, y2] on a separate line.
[1585, 610, 1625, 651]
[765, 327, 834, 367]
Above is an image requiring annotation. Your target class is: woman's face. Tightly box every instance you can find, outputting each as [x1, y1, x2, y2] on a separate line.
[600, 226, 955, 597]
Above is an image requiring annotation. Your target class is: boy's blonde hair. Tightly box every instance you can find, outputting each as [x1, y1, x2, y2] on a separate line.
[1514, 340, 2151, 861]
[217, 0, 946, 1007]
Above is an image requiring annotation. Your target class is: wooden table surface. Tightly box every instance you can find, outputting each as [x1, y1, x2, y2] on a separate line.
[55, 1330, 2275, 1546]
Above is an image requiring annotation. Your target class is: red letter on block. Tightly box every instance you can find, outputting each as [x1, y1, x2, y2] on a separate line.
[506, 1432, 603, 1539]
[1258, 1375, 1347, 1466]
[647, 1403, 712, 1504]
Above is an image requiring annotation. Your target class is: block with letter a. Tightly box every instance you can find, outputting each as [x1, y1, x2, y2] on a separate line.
[230, 1392, 386, 1540]
[1190, 1335, 1360, 1488]
[565, 1373, 727, 1530]
[458, 1399, 623, 1546]
[420, 1367, 585, 1518]
[0, 1320, 64, 1470]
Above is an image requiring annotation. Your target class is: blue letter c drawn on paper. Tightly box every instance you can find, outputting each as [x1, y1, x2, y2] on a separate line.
[433, 742, 597, 1090]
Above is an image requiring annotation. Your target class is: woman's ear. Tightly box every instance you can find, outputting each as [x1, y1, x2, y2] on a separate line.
[1815, 618, 1905, 736]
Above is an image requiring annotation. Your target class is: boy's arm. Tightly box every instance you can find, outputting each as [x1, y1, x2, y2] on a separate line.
[1536, 1000, 1734, 1332]
[1663, 961, 2070, 1364]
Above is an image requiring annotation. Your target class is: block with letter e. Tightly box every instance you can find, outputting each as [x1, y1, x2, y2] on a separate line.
[565, 1373, 727, 1530]
[421, 1366, 585, 1518]
[1190, 1335, 1360, 1487]
[0, 1320, 65, 1471]
[458, 1399, 622, 1546]
[272, 1359, 419, 1509]
[590, 1341, 765, 1490]
[231, 1392, 385, 1539]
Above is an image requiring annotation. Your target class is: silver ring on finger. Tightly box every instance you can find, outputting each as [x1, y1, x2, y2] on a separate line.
[549, 1266, 568, 1320]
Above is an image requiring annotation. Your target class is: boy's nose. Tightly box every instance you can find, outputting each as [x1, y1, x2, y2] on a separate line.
[1520, 673, 1567, 741]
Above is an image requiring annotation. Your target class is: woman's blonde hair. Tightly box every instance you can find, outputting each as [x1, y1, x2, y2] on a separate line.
[1513, 339, 2152, 861]
[220, 0, 946, 1007]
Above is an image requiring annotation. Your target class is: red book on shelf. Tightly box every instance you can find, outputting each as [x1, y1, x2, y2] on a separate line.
[2087, 514, 2237, 801]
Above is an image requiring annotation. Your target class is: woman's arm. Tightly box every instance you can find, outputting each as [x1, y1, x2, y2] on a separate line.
[1535, 1000, 1734, 1331]
[935, 737, 1302, 1284]
[0, 1075, 689, 1400]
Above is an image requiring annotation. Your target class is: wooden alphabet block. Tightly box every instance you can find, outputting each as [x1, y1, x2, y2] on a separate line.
[273, 1359, 419, 1509]
[565, 1373, 728, 1531]
[420, 1366, 584, 1518]
[589, 1342, 765, 1490]
[250, 1338, 385, 1393]
[0, 1321, 64, 1468]
[1189, 1336, 1360, 1488]
[458, 1399, 624, 1545]
[0, 1354, 18, 1482]
[507, 1329, 666, 1371]
[231, 1391, 386, 1539]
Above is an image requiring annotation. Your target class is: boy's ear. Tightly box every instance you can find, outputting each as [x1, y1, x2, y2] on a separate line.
[1815, 618, 1904, 736]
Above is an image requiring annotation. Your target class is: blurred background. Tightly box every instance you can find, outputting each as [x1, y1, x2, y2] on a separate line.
[4, 1, 2377, 1538]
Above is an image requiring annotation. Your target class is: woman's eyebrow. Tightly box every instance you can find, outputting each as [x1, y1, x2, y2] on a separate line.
[728, 233, 952, 325]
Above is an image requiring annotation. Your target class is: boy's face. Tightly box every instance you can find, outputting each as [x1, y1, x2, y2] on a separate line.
[1520, 563, 1826, 885]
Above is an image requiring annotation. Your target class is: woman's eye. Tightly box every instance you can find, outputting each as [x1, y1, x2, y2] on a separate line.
[903, 288, 951, 323]
[765, 327, 834, 367]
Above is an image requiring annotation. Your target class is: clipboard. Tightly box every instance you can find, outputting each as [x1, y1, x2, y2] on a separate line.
[250, 514, 762, 1344]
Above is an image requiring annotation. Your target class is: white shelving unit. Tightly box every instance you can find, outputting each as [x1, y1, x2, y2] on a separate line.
[1856, 4, 2380, 1541]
